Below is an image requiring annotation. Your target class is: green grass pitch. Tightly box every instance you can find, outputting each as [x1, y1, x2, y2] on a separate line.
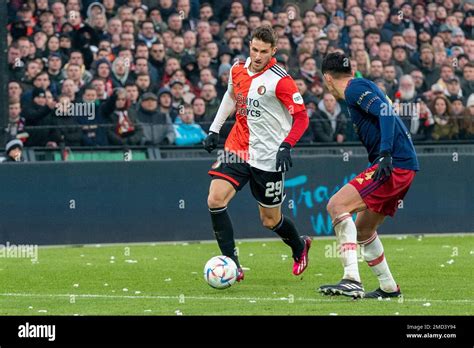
[0, 234, 472, 315]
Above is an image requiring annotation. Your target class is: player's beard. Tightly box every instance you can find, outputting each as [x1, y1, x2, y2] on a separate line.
[251, 57, 268, 72]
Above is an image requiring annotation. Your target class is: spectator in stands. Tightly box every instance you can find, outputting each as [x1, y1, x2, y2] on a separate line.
[47, 52, 64, 85]
[312, 93, 347, 143]
[192, 96, 210, 131]
[100, 88, 144, 146]
[157, 87, 178, 123]
[216, 63, 231, 100]
[91, 78, 108, 101]
[60, 78, 78, 102]
[125, 83, 140, 110]
[410, 69, 427, 94]
[23, 87, 57, 147]
[169, 80, 186, 113]
[7, 44, 25, 82]
[449, 95, 465, 125]
[393, 46, 417, 74]
[77, 85, 109, 146]
[445, 76, 464, 101]
[460, 94, 474, 139]
[417, 44, 441, 88]
[94, 59, 114, 96]
[412, 96, 435, 141]
[430, 95, 459, 140]
[138, 20, 159, 48]
[136, 92, 175, 145]
[111, 57, 132, 88]
[383, 64, 398, 100]
[54, 95, 83, 147]
[4, 139, 24, 162]
[200, 83, 220, 120]
[174, 104, 207, 146]
[21, 71, 56, 105]
[19, 60, 40, 94]
[8, 81, 23, 102]
[461, 62, 474, 97]
[5, 101, 28, 145]
[169, 68, 197, 99]
[396, 75, 419, 134]
[368, 58, 384, 81]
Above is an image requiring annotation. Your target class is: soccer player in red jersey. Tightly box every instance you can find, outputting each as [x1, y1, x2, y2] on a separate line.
[203, 26, 311, 281]
[318, 53, 419, 298]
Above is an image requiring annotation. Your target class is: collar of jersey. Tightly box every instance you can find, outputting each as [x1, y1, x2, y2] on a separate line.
[244, 57, 277, 78]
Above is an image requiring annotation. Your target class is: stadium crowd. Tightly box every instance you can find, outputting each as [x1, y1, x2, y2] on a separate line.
[4, 0, 474, 151]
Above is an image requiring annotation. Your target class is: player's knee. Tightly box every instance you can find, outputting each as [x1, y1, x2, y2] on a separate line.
[326, 197, 342, 217]
[207, 193, 227, 209]
[261, 216, 279, 229]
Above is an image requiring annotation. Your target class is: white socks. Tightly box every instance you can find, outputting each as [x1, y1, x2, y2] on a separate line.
[359, 232, 398, 292]
[333, 213, 361, 283]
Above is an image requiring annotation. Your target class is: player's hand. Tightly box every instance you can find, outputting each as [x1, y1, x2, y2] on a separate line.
[276, 142, 292, 172]
[372, 151, 393, 181]
[203, 131, 219, 153]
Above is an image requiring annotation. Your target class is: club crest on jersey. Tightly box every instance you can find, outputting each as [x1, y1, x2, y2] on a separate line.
[257, 85, 266, 95]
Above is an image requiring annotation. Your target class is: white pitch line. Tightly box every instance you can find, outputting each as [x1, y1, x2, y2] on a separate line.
[0, 293, 473, 304]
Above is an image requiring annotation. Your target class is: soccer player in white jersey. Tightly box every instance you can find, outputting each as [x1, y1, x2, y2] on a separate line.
[203, 26, 311, 281]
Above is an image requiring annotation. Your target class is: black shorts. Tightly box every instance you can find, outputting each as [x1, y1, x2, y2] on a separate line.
[208, 160, 286, 208]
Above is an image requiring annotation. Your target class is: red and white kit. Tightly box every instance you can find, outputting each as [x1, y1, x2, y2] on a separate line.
[210, 57, 307, 172]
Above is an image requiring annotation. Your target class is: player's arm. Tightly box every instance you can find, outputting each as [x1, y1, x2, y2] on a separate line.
[346, 83, 395, 180]
[274, 76, 309, 171]
[203, 67, 236, 153]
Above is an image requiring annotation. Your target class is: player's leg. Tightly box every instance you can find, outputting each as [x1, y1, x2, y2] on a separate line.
[250, 168, 311, 275]
[327, 184, 366, 282]
[356, 209, 401, 298]
[258, 204, 311, 275]
[318, 183, 366, 297]
[208, 161, 250, 277]
[207, 179, 241, 266]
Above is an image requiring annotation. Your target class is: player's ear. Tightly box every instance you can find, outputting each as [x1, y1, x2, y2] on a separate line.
[272, 46, 277, 56]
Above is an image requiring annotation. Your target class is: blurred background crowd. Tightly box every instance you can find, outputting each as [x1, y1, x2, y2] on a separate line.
[4, 0, 474, 156]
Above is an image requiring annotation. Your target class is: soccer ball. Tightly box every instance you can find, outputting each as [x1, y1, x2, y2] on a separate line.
[203, 256, 238, 289]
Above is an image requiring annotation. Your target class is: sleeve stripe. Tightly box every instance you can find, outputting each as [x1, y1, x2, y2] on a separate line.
[271, 64, 288, 76]
[270, 67, 287, 78]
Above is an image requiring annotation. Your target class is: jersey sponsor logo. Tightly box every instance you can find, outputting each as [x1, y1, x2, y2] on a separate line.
[236, 93, 262, 117]
[292, 92, 303, 104]
[357, 91, 372, 105]
[257, 85, 266, 95]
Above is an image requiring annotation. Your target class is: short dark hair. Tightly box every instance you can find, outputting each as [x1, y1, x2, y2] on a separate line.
[84, 84, 97, 93]
[251, 25, 277, 47]
[365, 28, 380, 37]
[321, 52, 352, 76]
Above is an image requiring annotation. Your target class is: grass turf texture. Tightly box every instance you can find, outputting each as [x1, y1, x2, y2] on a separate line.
[0, 234, 472, 315]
